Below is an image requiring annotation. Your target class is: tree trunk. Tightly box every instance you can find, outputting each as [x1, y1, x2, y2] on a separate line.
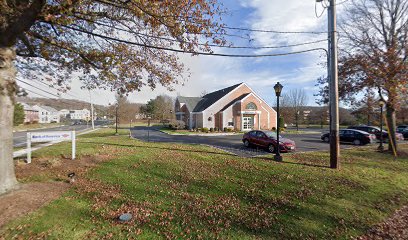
[386, 104, 398, 153]
[0, 47, 19, 195]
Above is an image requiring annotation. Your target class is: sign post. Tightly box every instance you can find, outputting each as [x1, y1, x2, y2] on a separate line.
[27, 132, 32, 164]
[26, 131, 76, 163]
[72, 131, 76, 160]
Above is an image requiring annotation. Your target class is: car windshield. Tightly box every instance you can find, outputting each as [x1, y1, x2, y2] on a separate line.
[264, 131, 278, 139]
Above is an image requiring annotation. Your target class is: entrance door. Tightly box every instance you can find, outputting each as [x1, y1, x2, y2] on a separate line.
[243, 116, 254, 131]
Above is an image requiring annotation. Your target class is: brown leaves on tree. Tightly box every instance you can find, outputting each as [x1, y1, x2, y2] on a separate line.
[0, 0, 228, 94]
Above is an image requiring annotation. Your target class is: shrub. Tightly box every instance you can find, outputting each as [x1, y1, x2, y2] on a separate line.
[279, 117, 285, 129]
[227, 128, 233, 132]
[223, 127, 228, 132]
[210, 127, 214, 132]
[168, 120, 185, 130]
[202, 127, 209, 133]
[197, 128, 202, 132]
[214, 127, 219, 132]
[272, 127, 277, 131]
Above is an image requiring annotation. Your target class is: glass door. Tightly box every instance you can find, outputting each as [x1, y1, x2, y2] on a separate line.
[243, 116, 254, 131]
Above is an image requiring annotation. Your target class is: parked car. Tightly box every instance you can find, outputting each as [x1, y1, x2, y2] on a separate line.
[321, 129, 376, 145]
[402, 129, 408, 140]
[242, 130, 296, 153]
[397, 125, 408, 133]
[347, 125, 404, 142]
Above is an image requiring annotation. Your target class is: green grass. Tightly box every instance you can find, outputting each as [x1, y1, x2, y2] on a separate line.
[2, 129, 408, 239]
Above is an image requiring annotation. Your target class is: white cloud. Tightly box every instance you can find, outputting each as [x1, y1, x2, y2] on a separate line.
[25, 0, 338, 107]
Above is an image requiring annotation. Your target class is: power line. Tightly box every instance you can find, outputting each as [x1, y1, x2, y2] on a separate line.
[58, 24, 328, 58]
[31, 78, 88, 101]
[222, 26, 327, 34]
[315, 0, 327, 18]
[23, 88, 57, 99]
[73, 17, 327, 49]
[16, 78, 61, 98]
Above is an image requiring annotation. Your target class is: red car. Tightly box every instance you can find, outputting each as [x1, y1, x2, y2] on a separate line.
[242, 130, 296, 153]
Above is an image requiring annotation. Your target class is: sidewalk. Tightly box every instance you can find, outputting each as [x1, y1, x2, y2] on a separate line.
[13, 128, 99, 158]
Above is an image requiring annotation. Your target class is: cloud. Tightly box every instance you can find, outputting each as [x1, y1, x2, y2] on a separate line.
[25, 0, 335, 107]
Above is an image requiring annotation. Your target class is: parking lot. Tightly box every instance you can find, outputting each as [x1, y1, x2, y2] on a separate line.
[130, 127, 363, 157]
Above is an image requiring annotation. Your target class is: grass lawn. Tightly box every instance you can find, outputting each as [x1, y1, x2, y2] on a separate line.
[2, 129, 408, 239]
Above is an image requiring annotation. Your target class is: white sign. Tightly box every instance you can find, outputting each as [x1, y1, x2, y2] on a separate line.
[26, 131, 76, 163]
[30, 131, 72, 143]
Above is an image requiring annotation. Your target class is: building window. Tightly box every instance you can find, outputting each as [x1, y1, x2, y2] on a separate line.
[228, 121, 234, 126]
[208, 117, 212, 121]
[246, 102, 257, 110]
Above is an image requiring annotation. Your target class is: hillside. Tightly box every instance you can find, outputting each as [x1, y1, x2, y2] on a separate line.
[16, 97, 108, 113]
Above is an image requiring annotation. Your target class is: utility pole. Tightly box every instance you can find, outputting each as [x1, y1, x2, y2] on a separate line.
[88, 89, 95, 130]
[328, 0, 340, 169]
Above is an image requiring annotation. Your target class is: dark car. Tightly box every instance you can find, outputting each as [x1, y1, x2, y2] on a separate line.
[321, 129, 376, 145]
[347, 125, 404, 142]
[397, 125, 408, 133]
[242, 130, 296, 153]
[402, 128, 408, 139]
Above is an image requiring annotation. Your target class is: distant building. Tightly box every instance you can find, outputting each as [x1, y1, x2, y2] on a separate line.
[59, 109, 70, 117]
[69, 109, 91, 120]
[20, 103, 39, 124]
[135, 113, 146, 120]
[32, 105, 60, 123]
[175, 83, 276, 131]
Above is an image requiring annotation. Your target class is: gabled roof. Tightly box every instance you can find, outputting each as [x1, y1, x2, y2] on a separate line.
[177, 96, 203, 112]
[34, 105, 58, 113]
[220, 93, 250, 111]
[178, 83, 242, 112]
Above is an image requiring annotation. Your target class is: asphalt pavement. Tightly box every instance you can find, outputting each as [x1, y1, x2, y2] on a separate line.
[130, 126, 348, 157]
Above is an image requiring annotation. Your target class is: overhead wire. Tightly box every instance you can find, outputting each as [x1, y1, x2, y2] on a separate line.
[23, 88, 58, 99]
[31, 78, 88, 102]
[16, 78, 61, 98]
[72, 17, 327, 50]
[57, 24, 328, 58]
[315, 0, 327, 18]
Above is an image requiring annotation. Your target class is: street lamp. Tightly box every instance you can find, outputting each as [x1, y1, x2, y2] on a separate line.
[378, 99, 385, 152]
[274, 82, 283, 162]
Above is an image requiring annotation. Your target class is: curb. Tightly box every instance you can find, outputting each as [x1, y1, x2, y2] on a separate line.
[158, 130, 240, 136]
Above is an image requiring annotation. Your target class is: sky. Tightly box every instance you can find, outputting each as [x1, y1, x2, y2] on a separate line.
[21, 0, 347, 107]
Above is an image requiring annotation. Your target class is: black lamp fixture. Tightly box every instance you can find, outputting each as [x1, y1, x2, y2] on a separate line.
[274, 82, 283, 162]
[274, 82, 283, 97]
[378, 99, 385, 152]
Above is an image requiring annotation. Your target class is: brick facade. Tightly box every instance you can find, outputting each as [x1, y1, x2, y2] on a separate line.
[175, 83, 277, 131]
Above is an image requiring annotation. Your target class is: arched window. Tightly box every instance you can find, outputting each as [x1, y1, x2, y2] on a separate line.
[246, 102, 257, 110]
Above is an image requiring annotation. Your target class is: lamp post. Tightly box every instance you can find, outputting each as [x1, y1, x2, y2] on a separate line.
[378, 100, 385, 152]
[274, 82, 283, 162]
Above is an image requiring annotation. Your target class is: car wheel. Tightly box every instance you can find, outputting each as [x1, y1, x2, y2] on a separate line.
[268, 144, 275, 153]
[323, 136, 329, 143]
[244, 139, 250, 147]
[353, 139, 361, 145]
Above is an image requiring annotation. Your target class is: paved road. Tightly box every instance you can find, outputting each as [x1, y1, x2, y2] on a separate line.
[13, 124, 92, 147]
[130, 126, 352, 157]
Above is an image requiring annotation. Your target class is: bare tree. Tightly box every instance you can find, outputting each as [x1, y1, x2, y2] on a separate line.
[316, 0, 408, 153]
[352, 89, 377, 125]
[286, 89, 308, 131]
